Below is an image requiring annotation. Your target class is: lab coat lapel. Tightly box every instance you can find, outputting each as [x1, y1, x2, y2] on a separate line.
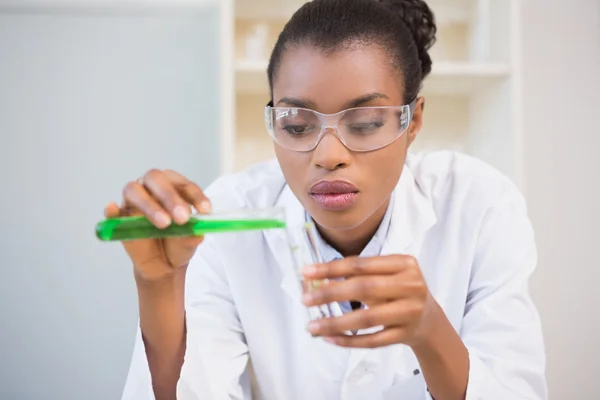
[344, 164, 438, 381]
[380, 164, 438, 258]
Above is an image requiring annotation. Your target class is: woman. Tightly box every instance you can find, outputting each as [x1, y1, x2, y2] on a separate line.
[115, 0, 547, 399]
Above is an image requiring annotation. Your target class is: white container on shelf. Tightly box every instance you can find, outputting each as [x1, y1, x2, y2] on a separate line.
[469, 0, 491, 63]
[244, 23, 269, 62]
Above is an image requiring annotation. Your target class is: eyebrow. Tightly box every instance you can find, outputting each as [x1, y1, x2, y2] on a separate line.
[275, 92, 390, 110]
[276, 97, 314, 108]
[346, 93, 390, 108]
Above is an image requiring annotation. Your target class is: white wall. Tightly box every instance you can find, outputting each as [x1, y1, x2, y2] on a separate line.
[0, 5, 223, 399]
[521, 0, 600, 397]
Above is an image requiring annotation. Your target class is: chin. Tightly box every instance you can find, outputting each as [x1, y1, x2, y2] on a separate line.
[308, 205, 367, 232]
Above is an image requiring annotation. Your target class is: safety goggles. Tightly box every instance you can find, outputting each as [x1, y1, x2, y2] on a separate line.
[264, 99, 417, 152]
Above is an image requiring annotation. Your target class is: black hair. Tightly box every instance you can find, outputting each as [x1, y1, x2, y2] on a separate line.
[267, 0, 437, 104]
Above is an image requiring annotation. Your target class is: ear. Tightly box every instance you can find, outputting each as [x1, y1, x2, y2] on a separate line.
[406, 97, 425, 146]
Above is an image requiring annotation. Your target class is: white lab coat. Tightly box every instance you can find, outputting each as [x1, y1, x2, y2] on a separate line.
[121, 151, 547, 400]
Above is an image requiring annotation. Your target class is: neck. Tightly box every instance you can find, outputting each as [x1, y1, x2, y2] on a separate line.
[316, 197, 391, 257]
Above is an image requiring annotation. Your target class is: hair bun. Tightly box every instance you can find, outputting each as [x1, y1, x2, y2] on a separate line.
[378, 0, 437, 77]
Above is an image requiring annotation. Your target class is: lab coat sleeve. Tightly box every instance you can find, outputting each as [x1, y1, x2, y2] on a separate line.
[119, 174, 253, 399]
[176, 236, 252, 400]
[120, 325, 157, 400]
[120, 236, 251, 400]
[460, 191, 548, 400]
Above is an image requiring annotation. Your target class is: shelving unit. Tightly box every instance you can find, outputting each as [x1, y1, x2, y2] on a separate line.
[236, 60, 511, 96]
[226, 0, 523, 187]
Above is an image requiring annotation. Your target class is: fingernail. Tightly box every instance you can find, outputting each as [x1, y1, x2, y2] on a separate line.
[307, 321, 320, 334]
[302, 292, 314, 305]
[302, 265, 317, 276]
[198, 200, 212, 213]
[154, 212, 171, 227]
[173, 206, 190, 222]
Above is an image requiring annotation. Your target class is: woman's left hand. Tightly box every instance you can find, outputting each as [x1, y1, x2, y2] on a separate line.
[301, 255, 433, 348]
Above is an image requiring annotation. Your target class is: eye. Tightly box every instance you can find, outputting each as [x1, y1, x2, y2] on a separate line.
[282, 124, 312, 135]
[274, 108, 319, 137]
[349, 122, 384, 131]
[342, 108, 388, 134]
[346, 121, 385, 134]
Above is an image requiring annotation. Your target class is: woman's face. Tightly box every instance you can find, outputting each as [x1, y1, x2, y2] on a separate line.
[272, 45, 424, 233]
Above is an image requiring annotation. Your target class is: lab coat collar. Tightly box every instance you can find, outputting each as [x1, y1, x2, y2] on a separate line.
[381, 160, 438, 257]
[263, 160, 438, 379]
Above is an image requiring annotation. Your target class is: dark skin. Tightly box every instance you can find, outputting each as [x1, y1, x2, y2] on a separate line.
[273, 44, 469, 400]
[273, 45, 410, 256]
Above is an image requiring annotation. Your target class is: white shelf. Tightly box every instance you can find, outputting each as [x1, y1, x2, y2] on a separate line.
[424, 62, 511, 95]
[427, 0, 473, 25]
[236, 59, 511, 97]
[236, 0, 474, 26]
[236, 59, 269, 72]
[235, 59, 268, 95]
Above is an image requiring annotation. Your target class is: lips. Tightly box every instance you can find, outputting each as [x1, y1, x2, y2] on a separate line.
[309, 180, 359, 211]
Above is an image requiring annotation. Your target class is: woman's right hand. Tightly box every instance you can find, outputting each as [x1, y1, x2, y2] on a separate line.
[104, 169, 212, 282]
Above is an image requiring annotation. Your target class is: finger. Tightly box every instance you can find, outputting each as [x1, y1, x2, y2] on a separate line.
[104, 202, 121, 218]
[118, 199, 145, 217]
[302, 255, 416, 280]
[323, 327, 407, 349]
[301, 278, 340, 294]
[161, 170, 211, 213]
[178, 184, 212, 214]
[161, 169, 189, 185]
[307, 300, 424, 336]
[303, 274, 425, 306]
[142, 169, 191, 225]
[342, 276, 385, 308]
[122, 181, 172, 228]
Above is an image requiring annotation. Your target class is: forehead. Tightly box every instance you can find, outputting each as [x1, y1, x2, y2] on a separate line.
[272, 45, 403, 113]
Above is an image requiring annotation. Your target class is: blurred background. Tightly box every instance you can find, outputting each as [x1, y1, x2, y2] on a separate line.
[0, 0, 598, 398]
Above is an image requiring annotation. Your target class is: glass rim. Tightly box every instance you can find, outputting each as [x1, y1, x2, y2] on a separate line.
[264, 98, 418, 116]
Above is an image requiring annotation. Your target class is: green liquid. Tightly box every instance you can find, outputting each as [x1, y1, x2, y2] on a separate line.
[96, 215, 286, 242]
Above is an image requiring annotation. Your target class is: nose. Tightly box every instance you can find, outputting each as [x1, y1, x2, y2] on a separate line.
[312, 127, 352, 171]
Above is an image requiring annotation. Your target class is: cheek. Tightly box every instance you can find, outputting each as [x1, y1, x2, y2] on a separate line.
[274, 145, 309, 189]
[361, 140, 407, 193]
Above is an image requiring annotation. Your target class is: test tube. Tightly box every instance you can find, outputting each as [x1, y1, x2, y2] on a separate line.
[95, 208, 286, 242]
[286, 222, 336, 321]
